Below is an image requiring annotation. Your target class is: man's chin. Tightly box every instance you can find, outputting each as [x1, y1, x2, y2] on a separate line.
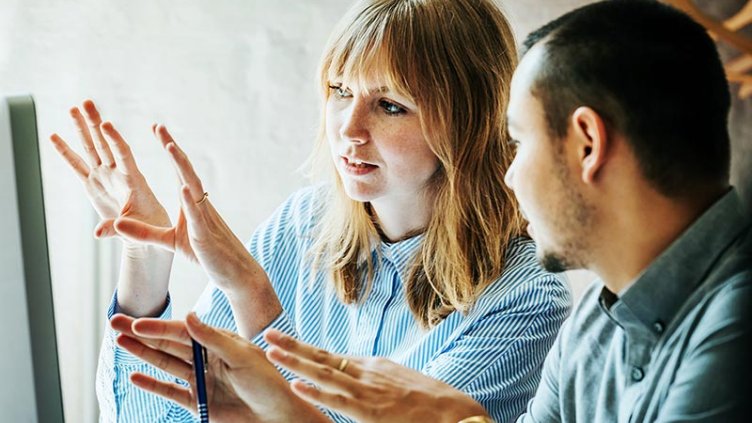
[538, 250, 573, 273]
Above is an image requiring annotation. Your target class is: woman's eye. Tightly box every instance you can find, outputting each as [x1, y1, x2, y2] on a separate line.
[379, 100, 406, 116]
[329, 85, 352, 99]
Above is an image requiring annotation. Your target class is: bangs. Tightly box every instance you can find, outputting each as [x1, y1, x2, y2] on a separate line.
[321, 2, 417, 101]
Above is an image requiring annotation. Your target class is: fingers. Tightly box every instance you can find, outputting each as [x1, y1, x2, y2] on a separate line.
[266, 346, 362, 395]
[117, 333, 194, 381]
[81, 100, 116, 167]
[69, 106, 103, 167]
[49, 133, 90, 179]
[264, 329, 351, 372]
[130, 372, 194, 411]
[289, 379, 361, 417]
[111, 314, 193, 362]
[131, 317, 192, 345]
[110, 313, 138, 337]
[100, 121, 141, 176]
[179, 185, 206, 230]
[154, 125, 206, 202]
[185, 312, 260, 368]
[114, 217, 176, 252]
[94, 219, 117, 238]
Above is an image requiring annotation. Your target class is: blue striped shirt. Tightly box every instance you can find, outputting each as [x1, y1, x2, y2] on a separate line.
[96, 186, 571, 422]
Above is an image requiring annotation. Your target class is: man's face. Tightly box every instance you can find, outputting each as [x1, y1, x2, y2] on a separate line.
[504, 44, 593, 272]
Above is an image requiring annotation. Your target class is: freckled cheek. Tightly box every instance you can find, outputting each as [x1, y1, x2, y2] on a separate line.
[382, 134, 436, 172]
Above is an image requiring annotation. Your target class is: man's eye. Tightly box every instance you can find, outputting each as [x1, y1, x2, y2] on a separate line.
[328, 85, 352, 99]
[379, 100, 406, 116]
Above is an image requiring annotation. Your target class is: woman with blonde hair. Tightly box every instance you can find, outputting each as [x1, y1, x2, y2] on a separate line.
[51, 0, 570, 421]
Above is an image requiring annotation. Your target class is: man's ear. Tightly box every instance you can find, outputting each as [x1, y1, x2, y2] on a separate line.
[570, 106, 608, 184]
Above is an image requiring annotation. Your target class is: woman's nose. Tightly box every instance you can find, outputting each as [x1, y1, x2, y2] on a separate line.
[339, 100, 369, 144]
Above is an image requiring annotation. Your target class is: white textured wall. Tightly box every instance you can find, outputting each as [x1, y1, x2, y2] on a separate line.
[0, 1, 596, 421]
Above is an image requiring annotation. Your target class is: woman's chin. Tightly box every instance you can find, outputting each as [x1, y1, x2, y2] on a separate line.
[341, 181, 381, 203]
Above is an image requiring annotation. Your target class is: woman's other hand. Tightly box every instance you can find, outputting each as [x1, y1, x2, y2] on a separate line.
[112, 125, 282, 336]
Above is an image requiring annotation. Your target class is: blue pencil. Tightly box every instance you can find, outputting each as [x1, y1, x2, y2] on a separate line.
[191, 338, 209, 423]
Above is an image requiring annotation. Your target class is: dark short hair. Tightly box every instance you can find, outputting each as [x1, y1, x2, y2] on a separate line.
[522, 0, 731, 197]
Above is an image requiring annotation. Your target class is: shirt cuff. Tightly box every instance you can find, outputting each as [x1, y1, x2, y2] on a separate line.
[250, 310, 296, 350]
[248, 311, 300, 381]
[106, 290, 173, 367]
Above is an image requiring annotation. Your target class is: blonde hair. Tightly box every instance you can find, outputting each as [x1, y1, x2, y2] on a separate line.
[309, 0, 524, 328]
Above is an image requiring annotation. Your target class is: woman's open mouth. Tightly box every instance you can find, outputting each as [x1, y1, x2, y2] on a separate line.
[342, 156, 378, 175]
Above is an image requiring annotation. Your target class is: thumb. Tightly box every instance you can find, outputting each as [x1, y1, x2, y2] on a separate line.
[114, 217, 176, 252]
[94, 219, 117, 238]
[185, 312, 251, 367]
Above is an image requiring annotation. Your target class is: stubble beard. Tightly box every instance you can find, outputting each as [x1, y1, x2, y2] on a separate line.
[538, 152, 594, 273]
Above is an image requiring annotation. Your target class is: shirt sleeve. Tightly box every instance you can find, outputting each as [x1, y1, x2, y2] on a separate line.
[653, 277, 751, 423]
[96, 291, 199, 422]
[424, 274, 570, 423]
[515, 319, 568, 423]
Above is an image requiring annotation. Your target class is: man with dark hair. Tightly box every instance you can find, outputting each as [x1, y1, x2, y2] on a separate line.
[501, 0, 750, 421]
[103, 1, 752, 422]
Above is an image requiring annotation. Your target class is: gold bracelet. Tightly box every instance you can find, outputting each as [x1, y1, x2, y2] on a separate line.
[457, 416, 494, 423]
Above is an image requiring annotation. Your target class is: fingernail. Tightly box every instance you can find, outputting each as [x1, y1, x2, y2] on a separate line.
[269, 346, 286, 357]
[265, 329, 279, 339]
[187, 312, 203, 326]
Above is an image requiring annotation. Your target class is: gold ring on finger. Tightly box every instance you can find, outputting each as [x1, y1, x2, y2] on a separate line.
[337, 358, 349, 372]
[195, 192, 209, 205]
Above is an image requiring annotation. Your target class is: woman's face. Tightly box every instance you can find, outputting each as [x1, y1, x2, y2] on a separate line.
[325, 77, 440, 207]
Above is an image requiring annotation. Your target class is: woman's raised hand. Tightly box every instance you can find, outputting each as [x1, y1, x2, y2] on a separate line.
[112, 125, 282, 336]
[50, 100, 171, 240]
[112, 124, 257, 288]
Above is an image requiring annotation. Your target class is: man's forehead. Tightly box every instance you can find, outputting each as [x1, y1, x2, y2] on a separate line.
[511, 43, 547, 100]
[508, 44, 548, 128]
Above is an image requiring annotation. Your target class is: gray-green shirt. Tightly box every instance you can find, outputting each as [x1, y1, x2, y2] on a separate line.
[519, 189, 752, 423]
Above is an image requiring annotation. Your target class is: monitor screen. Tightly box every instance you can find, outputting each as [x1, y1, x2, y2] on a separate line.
[0, 95, 65, 422]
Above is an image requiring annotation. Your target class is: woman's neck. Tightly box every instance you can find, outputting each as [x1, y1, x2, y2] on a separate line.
[369, 192, 433, 243]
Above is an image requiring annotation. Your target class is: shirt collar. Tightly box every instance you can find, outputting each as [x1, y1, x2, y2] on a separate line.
[601, 188, 750, 336]
[377, 234, 425, 283]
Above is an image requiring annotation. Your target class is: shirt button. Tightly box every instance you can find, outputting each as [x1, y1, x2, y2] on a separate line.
[631, 367, 645, 382]
[653, 321, 665, 334]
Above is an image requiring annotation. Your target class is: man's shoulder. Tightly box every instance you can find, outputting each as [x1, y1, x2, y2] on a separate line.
[555, 279, 617, 351]
[689, 266, 752, 338]
[710, 222, 752, 282]
[692, 222, 752, 322]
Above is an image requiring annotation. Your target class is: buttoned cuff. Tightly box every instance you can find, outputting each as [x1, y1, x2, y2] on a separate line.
[106, 290, 173, 367]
